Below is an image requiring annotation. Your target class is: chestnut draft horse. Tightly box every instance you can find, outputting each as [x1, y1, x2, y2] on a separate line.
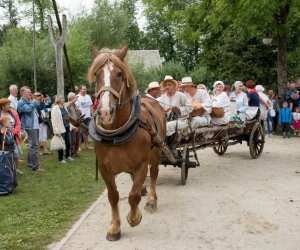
[87, 45, 166, 241]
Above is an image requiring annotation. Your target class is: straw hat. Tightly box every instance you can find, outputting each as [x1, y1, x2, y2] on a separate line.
[145, 81, 160, 94]
[160, 75, 178, 89]
[180, 76, 195, 87]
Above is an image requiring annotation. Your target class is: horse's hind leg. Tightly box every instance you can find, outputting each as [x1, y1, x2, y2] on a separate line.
[144, 150, 159, 213]
[145, 148, 160, 213]
[127, 164, 148, 227]
[101, 172, 121, 241]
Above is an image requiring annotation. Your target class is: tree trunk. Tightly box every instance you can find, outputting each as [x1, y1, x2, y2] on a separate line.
[47, 14, 67, 98]
[276, 34, 288, 101]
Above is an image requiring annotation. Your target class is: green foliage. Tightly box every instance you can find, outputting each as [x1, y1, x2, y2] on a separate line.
[91, 0, 128, 48]
[66, 18, 94, 86]
[0, 27, 58, 96]
[0, 146, 104, 250]
[130, 60, 186, 92]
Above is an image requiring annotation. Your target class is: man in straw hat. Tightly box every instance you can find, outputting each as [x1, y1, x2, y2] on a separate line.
[157, 75, 193, 137]
[180, 76, 212, 128]
[145, 81, 161, 99]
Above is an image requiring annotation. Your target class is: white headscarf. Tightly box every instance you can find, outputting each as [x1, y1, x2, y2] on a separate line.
[213, 81, 225, 88]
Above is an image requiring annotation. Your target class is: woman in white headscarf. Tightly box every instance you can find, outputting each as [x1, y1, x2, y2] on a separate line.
[230, 81, 249, 114]
[211, 81, 231, 125]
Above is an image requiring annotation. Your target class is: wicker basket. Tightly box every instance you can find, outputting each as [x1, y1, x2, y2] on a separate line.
[190, 108, 205, 117]
[211, 107, 225, 118]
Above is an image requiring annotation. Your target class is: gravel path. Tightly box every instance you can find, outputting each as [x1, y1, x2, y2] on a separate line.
[49, 136, 300, 250]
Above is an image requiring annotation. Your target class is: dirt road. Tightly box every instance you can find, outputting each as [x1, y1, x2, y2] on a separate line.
[49, 136, 300, 250]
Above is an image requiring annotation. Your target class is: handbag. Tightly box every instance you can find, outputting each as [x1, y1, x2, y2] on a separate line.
[269, 109, 276, 117]
[211, 107, 225, 118]
[50, 135, 66, 151]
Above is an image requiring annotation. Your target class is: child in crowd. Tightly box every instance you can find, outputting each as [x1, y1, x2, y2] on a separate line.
[0, 117, 15, 153]
[292, 106, 300, 136]
[278, 100, 292, 138]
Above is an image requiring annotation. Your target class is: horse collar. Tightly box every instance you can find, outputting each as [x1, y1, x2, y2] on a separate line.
[89, 95, 141, 145]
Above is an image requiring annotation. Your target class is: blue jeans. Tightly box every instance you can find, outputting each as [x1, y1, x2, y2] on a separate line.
[26, 129, 40, 170]
[58, 127, 71, 161]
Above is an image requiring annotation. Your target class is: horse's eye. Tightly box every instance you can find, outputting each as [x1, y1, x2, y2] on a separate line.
[117, 72, 122, 78]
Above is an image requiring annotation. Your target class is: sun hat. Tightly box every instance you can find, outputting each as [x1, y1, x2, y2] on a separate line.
[145, 81, 160, 94]
[180, 77, 195, 87]
[234, 81, 243, 88]
[255, 85, 264, 92]
[213, 80, 225, 88]
[160, 75, 179, 89]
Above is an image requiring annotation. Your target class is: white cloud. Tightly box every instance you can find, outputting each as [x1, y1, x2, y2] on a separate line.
[56, 0, 94, 16]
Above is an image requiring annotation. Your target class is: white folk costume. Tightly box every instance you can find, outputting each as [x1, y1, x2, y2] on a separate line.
[211, 92, 231, 125]
[256, 85, 270, 121]
[187, 89, 212, 128]
[158, 91, 193, 136]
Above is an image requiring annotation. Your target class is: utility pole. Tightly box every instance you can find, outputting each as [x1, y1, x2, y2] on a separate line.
[32, 0, 37, 92]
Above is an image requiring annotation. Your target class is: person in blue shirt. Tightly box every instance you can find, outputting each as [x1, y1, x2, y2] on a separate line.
[278, 100, 292, 138]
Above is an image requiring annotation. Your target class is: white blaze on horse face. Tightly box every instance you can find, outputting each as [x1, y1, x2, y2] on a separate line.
[100, 62, 114, 122]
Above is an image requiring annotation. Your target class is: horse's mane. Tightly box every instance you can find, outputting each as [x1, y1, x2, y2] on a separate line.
[87, 48, 137, 93]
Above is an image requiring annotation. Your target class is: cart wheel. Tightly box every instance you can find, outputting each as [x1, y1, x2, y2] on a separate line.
[213, 145, 228, 155]
[249, 123, 265, 159]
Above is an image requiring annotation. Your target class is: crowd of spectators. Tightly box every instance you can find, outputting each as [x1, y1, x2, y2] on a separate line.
[0, 80, 299, 178]
[0, 84, 95, 176]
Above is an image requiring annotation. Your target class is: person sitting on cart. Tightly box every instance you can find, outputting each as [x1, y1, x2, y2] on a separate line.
[229, 81, 249, 120]
[211, 81, 231, 125]
[245, 80, 260, 120]
[157, 75, 193, 137]
[180, 76, 212, 128]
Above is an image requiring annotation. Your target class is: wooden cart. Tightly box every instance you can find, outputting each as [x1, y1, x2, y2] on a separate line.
[161, 119, 265, 185]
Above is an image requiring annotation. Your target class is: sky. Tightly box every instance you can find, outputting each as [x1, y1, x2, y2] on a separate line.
[57, 0, 94, 16]
[0, 0, 146, 29]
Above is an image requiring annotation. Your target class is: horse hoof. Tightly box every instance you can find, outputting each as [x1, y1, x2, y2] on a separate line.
[106, 232, 121, 241]
[144, 199, 157, 214]
[127, 213, 142, 227]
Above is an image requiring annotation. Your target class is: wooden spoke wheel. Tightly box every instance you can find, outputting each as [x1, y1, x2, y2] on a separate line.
[180, 145, 189, 185]
[249, 123, 265, 159]
[213, 145, 228, 155]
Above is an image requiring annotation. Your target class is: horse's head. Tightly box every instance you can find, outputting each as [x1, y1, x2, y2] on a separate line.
[88, 45, 137, 126]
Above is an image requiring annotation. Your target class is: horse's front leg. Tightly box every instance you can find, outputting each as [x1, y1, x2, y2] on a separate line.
[101, 170, 121, 241]
[127, 164, 148, 227]
[145, 148, 161, 213]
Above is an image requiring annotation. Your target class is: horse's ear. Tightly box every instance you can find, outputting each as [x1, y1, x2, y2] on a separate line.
[91, 46, 99, 58]
[118, 45, 129, 61]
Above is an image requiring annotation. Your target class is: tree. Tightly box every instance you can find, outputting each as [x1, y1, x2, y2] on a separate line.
[205, 0, 300, 97]
[119, 0, 143, 49]
[0, 0, 19, 27]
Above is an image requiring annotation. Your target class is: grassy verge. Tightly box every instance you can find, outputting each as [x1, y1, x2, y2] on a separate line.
[0, 146, 105, 250]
